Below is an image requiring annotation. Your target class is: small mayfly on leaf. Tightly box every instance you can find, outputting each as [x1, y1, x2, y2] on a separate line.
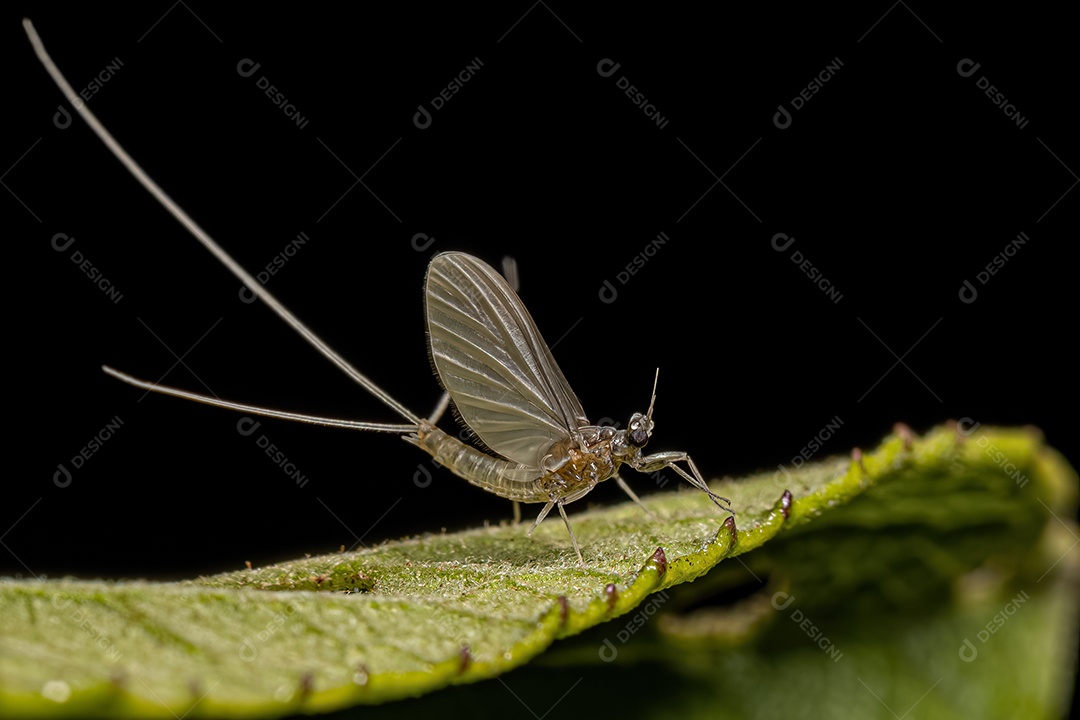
[26, 19, 734, 564]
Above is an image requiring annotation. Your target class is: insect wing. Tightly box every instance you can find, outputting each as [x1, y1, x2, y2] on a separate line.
[425, 252, 589, 470]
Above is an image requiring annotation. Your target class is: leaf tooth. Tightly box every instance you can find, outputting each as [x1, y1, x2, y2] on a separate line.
[851, 447, 867, 473]
[650, 547, 668, 577]
[458, 646, 472, 674]
[894, 422, 916, 450]
[715, 515, 739, 551]
[604, 583, 618, 611]
[299, 672, 314, 697]
[779, 490, 793, 520]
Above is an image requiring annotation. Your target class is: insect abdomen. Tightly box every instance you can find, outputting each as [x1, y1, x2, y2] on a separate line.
[407, 421, 547, 502]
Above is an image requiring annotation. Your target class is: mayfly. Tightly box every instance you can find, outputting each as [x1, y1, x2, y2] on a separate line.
[26, 20, 733, 564]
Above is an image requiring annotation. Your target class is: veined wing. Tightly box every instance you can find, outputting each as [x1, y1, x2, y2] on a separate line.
[424, 252, 589, 470]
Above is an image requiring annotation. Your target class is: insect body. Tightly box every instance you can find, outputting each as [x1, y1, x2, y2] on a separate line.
[411, 252, 733, 560]
[26, 20, 733, 564]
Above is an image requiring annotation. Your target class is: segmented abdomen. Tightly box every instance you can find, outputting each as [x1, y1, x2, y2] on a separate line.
[406, 421, 549, 502]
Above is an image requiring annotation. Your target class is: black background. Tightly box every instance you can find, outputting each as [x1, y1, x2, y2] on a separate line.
[4, 3, 1075, 582]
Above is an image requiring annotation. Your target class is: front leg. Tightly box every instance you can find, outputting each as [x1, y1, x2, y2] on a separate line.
[632, 451, 733, 512]
[613, 473, 656, 518]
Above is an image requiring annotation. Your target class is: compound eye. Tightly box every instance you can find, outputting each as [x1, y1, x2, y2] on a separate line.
[627, 412, 651, 446]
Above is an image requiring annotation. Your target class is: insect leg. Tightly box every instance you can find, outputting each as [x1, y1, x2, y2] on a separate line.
[527, 501, 555, 536]
[557, 503, 585, 567]
[512, 501, 522, 525]
[634, 451, 734, 512]
[429, 392, 452, 424]
[525, 501, 584, 565]
[613, 473, 656, 518]
[500, 256, 520, 292]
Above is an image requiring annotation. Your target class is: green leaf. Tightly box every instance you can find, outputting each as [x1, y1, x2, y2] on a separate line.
[1, 425, 1076, 718]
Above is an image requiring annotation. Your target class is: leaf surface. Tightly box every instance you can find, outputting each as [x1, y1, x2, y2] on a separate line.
[1, 424, 1075, 718]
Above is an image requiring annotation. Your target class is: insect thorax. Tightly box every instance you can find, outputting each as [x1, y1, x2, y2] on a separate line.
[538, 427, 624, 503]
